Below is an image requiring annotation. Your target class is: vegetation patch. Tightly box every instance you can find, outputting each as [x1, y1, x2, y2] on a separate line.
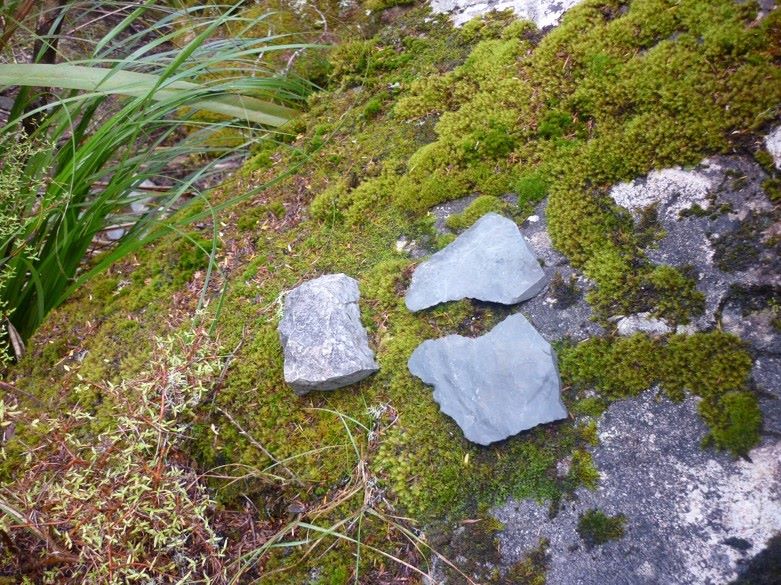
[577, 508, 627, 548]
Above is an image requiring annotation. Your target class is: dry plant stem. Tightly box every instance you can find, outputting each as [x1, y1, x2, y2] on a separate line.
[217, 405, 303, 487]
[0, 0, 35, 51]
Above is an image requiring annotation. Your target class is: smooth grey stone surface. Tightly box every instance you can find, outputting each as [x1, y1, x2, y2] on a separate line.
[278, 273, 378, 395]
[408, 313, 566, 445]
[405, 213, 546, 311]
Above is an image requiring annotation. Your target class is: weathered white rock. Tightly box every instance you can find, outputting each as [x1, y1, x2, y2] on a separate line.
[429, 0, 583, 28]
[408, 313, 566, 445]
[609, 164, 716, 221]
[765, 125, 781, 170]
[278, 274, 378, 395]
[616, 312, 672, 337]
[405, 213, 546, 311]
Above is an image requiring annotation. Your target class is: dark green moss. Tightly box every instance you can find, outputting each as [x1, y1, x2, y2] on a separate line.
[561, 330, 759, 455]
[577, 508, 626, 548]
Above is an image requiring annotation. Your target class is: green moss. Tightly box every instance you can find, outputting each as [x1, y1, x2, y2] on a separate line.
[561, 330, 759, 455]
[515, 171, 550, 208]
[645, 264, 705, 325]
[237, 201, 286, 231]
[701, 391, 762, 456]
[364, 0, 414, 12]
[500, 538, 549, 585]
[445, 196, 507, 230]
[577, 509, 626, 548]
[568, 449, 600, 490]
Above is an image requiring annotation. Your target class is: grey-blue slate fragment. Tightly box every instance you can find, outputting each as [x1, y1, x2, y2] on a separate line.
[405, 213, 546, 311]
[408, 313, 566, 445]
[278, 273, 379, 395]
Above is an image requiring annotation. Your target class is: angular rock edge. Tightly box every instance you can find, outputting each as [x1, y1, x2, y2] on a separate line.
[408, 313, 567, 445]
[405, 212, 546, 312]
[278, 273, 379, 395]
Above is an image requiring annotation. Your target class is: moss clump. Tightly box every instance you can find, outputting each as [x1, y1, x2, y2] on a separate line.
[500, 538, 549, 585]
[445, 195, 507, 230]
[567, 449, 600, 490]
[364, 0, 415, 12]
[561, 331, 759, 455]
[577, 509, 626, 548]
[701, 391, 762, 456]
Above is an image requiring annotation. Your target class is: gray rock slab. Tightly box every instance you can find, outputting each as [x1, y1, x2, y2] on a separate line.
[493, 391, 781, 585]
[278, 273, 378, 395]
[408, 313, 566, 445]
[429, 0, 584, 28]
[405, 213, 546, 311]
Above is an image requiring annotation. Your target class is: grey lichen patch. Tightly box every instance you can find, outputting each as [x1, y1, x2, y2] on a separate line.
[429, 0, 584, 28]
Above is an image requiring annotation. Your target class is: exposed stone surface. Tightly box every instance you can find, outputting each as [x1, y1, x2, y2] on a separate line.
[609, 156, 780, 332]
[278, 274, 378, 395]
[429, 0, 583, 28]
[493, 392, 781, 585]
[615, 312, 672, 337]
[407, 313, 567, 445]
[405, 213, 546, 311]
[608, 156, 781, 431]
[518, 201, 604, 342]
[766, 125, 781, 170]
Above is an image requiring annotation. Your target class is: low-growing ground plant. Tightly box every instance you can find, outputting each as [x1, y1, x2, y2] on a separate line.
[0, 1, 312, 352]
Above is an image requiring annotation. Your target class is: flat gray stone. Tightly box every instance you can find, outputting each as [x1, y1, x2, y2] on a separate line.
[278, 274, 378, 395]
[408, 313, 566, 445]
[405, 213, 546, 311]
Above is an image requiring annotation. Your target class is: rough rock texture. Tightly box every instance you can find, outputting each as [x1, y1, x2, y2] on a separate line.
[608, 155, 781, 432]
[493, 392, 781, 585]
[406, 213, 546, 311]
[766, 125, 781, 170]
[278, 274, 378, 395]
[407, 313, 567, 445]
[520, 202, 605, 342]
[429, 0, 583, 27]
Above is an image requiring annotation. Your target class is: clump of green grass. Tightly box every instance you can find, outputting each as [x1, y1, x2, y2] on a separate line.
[0, 1, 310, 351]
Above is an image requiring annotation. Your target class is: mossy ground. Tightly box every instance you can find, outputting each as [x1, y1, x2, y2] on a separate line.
[5, 0, 778, 580]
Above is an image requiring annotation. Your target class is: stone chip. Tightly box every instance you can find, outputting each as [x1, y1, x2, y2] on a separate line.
[408, 313, 567, 445]
[278, 274, 378, 395]
[405, 213, 546, 311]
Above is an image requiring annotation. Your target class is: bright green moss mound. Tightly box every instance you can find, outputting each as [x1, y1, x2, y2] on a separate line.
[560, 331, 760, 455]
[445, 195, 509, 230]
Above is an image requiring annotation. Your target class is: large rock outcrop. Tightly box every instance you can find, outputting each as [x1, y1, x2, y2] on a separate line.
[278, 274, 378, 395]
[405, 213, 546, 311]
[408, 313, 566, 445]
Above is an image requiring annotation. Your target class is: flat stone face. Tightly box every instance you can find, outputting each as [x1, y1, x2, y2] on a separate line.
[493, 392, 781, 585]
[278, 274, 378, 395]
[405, 213, 546, 312]
[408, 313, 566, 445]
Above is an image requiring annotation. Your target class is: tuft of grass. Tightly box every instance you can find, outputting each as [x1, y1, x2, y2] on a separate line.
[0, 1, 311, 349]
